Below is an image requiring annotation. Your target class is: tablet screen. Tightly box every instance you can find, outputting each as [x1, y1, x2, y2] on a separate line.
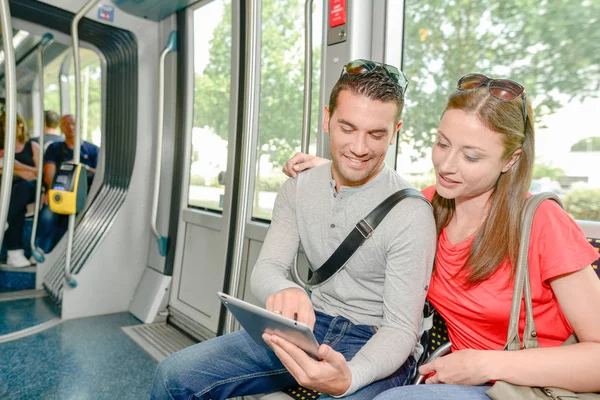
[218, 292, 320, 358]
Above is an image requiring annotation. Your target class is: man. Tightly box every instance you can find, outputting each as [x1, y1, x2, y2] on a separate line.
[32, 110, 64, 150]
[36, 114, 99, 253]
[151, 60, 436, 400]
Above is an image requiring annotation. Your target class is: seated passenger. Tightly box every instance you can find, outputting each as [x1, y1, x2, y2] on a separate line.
[31, 110, 64, 150]
[0, 113, 40, 267]
[284, 74, 600, 399]
[151, 61, 437, 400]
[36, 114, 98, 254]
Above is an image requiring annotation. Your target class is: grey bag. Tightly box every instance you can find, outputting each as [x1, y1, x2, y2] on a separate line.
[486, 193, 600, 400]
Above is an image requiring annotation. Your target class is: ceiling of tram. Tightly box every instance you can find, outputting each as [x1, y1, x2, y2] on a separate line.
[0, 29, 69, 95]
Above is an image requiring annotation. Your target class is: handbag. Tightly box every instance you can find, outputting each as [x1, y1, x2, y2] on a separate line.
[486, 192, 600, 400]
[306, 188, 431, 287]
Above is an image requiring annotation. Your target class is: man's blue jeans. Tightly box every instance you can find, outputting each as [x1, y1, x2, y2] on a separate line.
[35, 205, 68, 253]
[151, 311, 416, 400]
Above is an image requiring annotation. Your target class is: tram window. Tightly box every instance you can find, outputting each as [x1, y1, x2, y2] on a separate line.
[43, 48, 103, 147]
[188, 0, 232, 212]
[43, 55, 61, 114]
[68, 49, 103, 146]
[252, 0, 322, 220]
[399, 0, 600, 222]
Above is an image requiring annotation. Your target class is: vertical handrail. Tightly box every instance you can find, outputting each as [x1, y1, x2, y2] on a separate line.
[151, 31, 178, 257]
[30, 33, 54, 263]
[290, 0, 314, 288]
[225, 0, 262, 334]
[64, 0, 98, 288]
[301, 0, 314, 154]
[0, 0, 17, 250]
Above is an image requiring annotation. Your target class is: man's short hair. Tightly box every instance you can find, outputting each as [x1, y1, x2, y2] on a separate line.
[328, 69, 405, 123]
[45, 110, 60, 129]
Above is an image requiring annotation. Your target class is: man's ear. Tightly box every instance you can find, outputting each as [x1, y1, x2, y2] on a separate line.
[390, 120, 402, 145]
[502, 148, 522, 173]
[322, 106, 330, 134]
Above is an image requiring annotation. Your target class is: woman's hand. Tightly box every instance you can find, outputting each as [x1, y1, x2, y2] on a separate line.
[282, 153, 329, 178]
[13, 160, 38, 181]
[419, 349, 495, 385]
[263, 334, 352, 396]
[14, 168, 37, 181]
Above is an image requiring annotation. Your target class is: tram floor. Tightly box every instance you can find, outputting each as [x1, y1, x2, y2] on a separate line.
[0, 311, 158, 399]
[0, 296, 58, 335]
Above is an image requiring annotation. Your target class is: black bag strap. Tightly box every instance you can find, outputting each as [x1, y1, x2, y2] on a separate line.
[307, 188, 431, 287]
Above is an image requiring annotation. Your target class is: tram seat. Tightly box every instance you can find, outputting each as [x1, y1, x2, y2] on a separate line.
[412, 309, 450, 384]
[257, 236, 600, 399]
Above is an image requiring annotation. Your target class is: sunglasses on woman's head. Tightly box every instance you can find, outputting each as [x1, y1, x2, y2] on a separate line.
[457, 73, 528, 133]
[341, 59, 409, 94]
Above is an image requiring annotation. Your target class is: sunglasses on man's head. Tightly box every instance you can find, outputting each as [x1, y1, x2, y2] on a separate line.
[341, 59, 409, 93]
[457, 73, 528, 132]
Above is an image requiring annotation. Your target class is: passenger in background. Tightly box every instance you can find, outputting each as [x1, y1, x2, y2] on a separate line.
[0, 113, 40, 267]
[152, 61, 437, 399]
[283, 74, 600, 399]
[36, 114, 99, 253]
[32, 110, 64, 150]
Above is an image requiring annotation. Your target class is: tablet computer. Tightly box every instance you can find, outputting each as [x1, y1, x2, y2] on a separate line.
[217, 292, 320, 358]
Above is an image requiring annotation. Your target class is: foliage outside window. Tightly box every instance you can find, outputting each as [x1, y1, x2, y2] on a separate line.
[188, 0, 232, 211]
[44, 48, 102, 146]
[190, 0, 322, 219]
[68, 49, 102, 146]
[43, 55, 61, 117]
[252, 0, 322, 220]
[400, 0, 600, 222]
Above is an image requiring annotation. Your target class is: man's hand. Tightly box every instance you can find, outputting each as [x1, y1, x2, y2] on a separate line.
[266, 288, 316, 330]
[263, 334, 352, 396]
[282, 153, 329, 178]
[82, 164, 96, 175]
[420, 349, 494, 385]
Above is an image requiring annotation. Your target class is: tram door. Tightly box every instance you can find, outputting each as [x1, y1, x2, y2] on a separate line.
[164, 0, 241, 339]
[166, 0, 325, 340]
[167, 0, 401, 340]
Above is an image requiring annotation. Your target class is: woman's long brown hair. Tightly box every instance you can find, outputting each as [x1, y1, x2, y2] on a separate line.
[432, 87, 535, 284]
[0, 112, 27, 148]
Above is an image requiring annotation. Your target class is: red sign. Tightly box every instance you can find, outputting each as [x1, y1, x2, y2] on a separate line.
[330, 0, 346, 28]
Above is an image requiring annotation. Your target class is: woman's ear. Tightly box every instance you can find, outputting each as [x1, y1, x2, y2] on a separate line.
[502, 149, 522, 173]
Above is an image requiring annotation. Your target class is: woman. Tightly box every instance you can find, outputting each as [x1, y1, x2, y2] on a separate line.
[0, 113, 40, 268]
[283, 74, 600, 398]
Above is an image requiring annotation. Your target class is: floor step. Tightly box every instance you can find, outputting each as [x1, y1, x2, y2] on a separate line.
[122, 322, 196, 362]
[0, 265, 36, 292]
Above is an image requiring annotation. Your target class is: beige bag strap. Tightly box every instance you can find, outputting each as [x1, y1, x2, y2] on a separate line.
[504, 192, 563, 351]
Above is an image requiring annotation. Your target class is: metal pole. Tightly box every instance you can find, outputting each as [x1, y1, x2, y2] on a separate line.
[301, 0, 314, 154]
[30, 34, 54, 262]
[225, 0, 262, 334]
[64, 0, 98, 287]
[0, 0, 18, 250]
[290, 0, 314, 288]
[151, 31, 177, 257]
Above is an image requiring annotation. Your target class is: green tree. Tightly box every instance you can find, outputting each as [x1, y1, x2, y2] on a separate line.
[193, 0, 321, 171]
[564, 188, 600, 221]
[401, 0, 600, 157]
[571, 137, 600, 152]
[43, 48, 102, 145]
[532, 161, 565, 180]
